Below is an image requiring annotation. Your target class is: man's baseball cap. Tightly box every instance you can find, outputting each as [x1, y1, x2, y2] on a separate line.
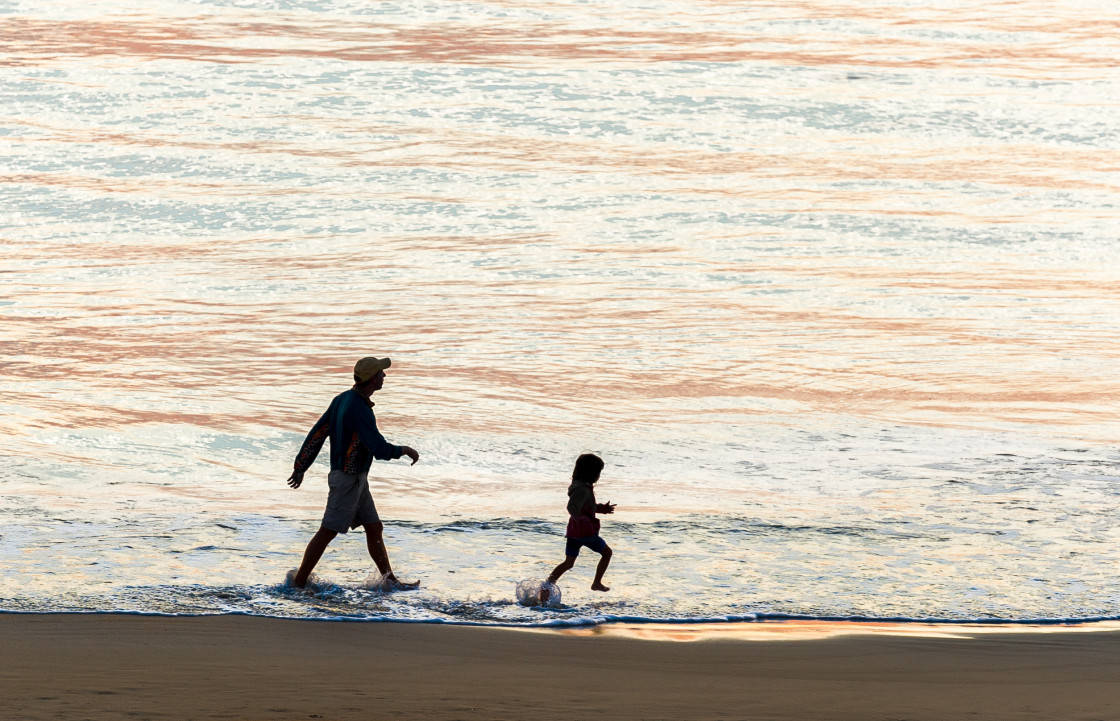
[354, 356, 391, 383]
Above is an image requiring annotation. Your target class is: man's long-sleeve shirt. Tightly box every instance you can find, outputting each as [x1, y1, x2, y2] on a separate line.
[293, 389, 403, 476]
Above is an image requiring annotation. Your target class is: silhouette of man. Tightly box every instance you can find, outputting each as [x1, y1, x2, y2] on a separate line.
[285, 356, 419, 588]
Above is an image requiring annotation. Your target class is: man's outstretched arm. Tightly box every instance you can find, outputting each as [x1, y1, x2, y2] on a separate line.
[353, 405, 419, 465]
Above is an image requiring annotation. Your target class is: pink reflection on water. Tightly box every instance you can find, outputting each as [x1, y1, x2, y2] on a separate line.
[1, 10, 1115, 74]
[1, 1, 1117, 447]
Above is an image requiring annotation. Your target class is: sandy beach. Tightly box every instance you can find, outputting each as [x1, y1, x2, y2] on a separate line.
[3, 615, 1119, 720]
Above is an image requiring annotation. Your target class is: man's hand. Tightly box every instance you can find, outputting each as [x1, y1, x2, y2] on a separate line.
[286, 470, 305, 489]
[400, 446, 420, 466]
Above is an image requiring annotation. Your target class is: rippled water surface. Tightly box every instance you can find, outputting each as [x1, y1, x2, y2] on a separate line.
[2, 0, 1119, 625]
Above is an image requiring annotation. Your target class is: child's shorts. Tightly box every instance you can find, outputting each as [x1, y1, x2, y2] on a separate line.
[565, 534, 607, 558]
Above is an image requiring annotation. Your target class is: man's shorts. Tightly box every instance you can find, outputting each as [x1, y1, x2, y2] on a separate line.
[565, 534, 607, 558]
[322, 470, 380, 534]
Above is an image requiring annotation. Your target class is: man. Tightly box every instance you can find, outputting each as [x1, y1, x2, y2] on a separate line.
[285, 356, 420, 589]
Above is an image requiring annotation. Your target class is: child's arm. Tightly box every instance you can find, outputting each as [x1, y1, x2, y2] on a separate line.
[596, 501, 616, 514]
[567, 484, 594, 518]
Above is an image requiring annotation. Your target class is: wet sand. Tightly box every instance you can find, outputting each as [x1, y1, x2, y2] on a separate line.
[3, 614, 1120, 720]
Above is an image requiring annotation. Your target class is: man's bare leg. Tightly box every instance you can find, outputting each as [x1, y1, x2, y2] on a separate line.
[542, 556, 576, 602]
[363, 522, 418, 589]
[292, 526, 338, 588]
[591, 545, 612, 592]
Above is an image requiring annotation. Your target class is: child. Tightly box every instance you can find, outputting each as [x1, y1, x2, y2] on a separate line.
[541, 453, 616, 602]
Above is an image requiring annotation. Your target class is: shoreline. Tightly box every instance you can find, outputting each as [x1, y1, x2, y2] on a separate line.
[5, 613, 1120, 720]
[531, 617, 1120, 642]
[6, 607, 1120, 636]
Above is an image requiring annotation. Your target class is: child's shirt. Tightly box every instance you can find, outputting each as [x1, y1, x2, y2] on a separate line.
[565, 480, 601, 538]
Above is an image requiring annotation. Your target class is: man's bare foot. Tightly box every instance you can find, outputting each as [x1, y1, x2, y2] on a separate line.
[286, 568, 308, 589]
[591, 582, 610, 592]
[384, 573, 420, 591]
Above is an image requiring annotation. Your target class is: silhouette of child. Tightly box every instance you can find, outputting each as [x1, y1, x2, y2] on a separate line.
[541, 453, 615, 602]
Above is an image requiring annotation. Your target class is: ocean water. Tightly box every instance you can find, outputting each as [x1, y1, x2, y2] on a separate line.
[2, 0, 1119, 627]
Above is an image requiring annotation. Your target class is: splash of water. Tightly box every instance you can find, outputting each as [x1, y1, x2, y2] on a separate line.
[516, 579, 563, 608]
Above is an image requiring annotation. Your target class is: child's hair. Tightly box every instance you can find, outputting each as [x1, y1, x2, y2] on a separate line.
[571, 453, 604, 485]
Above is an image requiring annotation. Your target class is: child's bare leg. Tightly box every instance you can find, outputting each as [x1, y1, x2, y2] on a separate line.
[547, 556, 575, 585]
[591, 545, 612, 592]
[542, 556, 575, 602]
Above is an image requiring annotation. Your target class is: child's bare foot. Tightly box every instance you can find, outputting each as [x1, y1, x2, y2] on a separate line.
[591, 582, 610, 592]
[539, 585, 551, 603]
